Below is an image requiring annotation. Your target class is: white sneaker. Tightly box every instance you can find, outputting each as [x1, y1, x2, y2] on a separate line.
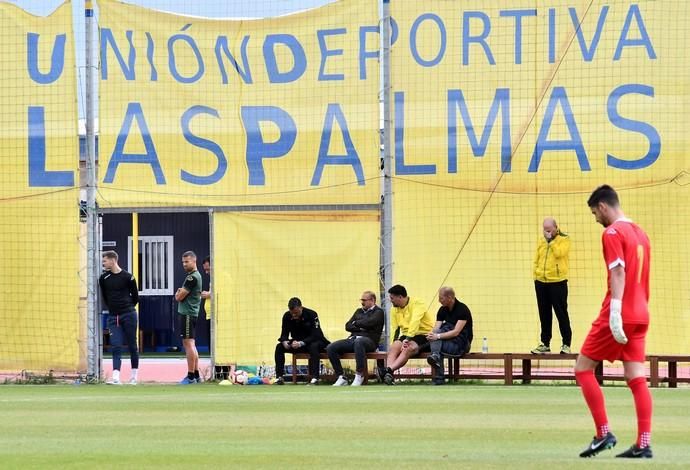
[333, 375, 349, 386]
[351, 374, 364, 387]
[128, 378, 137, 385]
[106, 378, 121, 385]
[307, 378, 319, 386]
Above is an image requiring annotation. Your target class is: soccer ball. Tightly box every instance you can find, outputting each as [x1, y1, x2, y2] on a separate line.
[232, 370, 248, 385]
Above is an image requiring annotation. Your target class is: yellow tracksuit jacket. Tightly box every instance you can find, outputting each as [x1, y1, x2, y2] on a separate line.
[533, 231, 570, 282]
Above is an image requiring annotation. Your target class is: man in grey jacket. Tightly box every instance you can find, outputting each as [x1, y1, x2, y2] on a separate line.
[327, 291, 384, 386]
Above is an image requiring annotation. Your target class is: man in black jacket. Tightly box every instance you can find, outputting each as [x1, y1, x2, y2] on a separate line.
[99, 250, 140, 385]
[274, 297, 330, 385]
[327, 291, 384, 386]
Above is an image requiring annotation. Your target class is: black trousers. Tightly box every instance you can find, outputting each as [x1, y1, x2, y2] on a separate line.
[534, 280, 572, 347]
[107, 311, 139, 370]
[326, 336, 377, 376]
[275, 340, 328, 378]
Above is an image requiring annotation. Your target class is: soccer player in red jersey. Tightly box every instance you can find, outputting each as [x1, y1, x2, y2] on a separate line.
[576, 185, 653, 459]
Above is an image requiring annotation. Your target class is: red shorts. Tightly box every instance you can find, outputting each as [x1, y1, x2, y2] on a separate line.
[580, 319, 648, 363]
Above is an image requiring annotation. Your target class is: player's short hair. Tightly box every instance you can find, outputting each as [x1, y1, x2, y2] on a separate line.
[182, 250, 197, 259]
[203, 256, 210, 265]
[587, 185, 620, 208]
[388, 284, 407, 297]
[288, 297, 302, 309]
[102, 250, 118, 261]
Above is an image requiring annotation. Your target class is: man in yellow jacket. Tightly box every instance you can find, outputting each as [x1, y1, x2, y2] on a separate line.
[532, 217, 573, 354]
[379, 284, 435, 385]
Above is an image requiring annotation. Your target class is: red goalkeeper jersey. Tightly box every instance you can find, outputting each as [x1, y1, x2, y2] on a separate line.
[598, 218, 651, 325]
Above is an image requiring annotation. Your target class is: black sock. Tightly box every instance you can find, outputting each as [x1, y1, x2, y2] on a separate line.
[194, 370, 200, 379]
[187, 372, 195, 380]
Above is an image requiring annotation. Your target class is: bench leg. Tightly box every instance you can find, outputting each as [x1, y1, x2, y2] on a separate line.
[505, 354, 513, 385]
[291, 355, 297, 384]
[649, 356, 659, 388]
[521, 358, 530, 385]
[668, 361, 677, 388]
[452, 357, 460, 382]
[376, 358, 386, 382]
[595, 362, 604, 385]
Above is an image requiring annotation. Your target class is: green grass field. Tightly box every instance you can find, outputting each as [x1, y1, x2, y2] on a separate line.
[1, 383, 688, 469]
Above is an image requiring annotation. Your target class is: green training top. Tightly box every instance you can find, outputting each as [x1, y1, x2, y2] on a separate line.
[177, 270, 202, 317]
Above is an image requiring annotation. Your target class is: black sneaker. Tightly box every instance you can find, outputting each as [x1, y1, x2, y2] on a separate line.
[383, 368, 394, 385]
[432, 377, 445, 385]
[426, 353, 442, 370]
[376, 367, 387, 383]
[274, 376, 285, 385]
[579, 432, 617, 458]
[616, 445, 653, 458]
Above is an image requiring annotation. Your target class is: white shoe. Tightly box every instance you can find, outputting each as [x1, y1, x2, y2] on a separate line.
[351, 374, 364, 387]
[106, 378, 121, 385]
[307, 378, 319, 386]
[333, 375, 348, 386]
[128, 378, 137, 385]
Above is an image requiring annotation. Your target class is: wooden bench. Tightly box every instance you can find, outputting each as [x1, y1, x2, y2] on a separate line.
[396, 353, 600, 385]
[648, 355, 690, 388]
[290, 352, 386, 384]
[290, 351, 688, 387]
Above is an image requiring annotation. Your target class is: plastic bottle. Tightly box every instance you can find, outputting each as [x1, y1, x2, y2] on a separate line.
[482, 337, 488, 353]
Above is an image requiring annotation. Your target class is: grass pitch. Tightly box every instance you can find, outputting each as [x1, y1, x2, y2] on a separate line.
[0, 383, 688, 469]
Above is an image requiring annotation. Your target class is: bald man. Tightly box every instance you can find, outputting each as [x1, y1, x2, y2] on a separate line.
[531, 217, 573, 354]
[425, 287, 473, 385]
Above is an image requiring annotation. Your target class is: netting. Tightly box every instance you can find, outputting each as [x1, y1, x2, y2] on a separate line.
[390, 0, 690, 356]
[96, 0, 381, 375]
[2, 0, 689, 380]
[0, 1, 84, 375]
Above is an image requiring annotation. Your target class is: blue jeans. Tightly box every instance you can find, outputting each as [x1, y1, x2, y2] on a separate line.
[108, 311, 139, 370]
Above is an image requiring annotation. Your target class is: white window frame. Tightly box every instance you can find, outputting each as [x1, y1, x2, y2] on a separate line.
[128, 236, 174, 296]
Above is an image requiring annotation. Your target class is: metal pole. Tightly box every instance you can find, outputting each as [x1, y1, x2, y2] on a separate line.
[208, 208, 215, 378]
[85, 0, 101, 381]
[380, 0, 393, 348]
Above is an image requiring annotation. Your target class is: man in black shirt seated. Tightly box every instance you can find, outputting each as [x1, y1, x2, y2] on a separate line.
[426, 286, 473, 385]
[99, 250, 140, 385]
[327, 291, 384, 387]
[274, 297, 330, 385]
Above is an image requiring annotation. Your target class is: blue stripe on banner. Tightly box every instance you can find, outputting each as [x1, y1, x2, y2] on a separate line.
[85, 9, 93, 17]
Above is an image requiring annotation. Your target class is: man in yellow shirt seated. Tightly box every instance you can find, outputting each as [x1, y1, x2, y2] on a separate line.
[379, 284, 435, 385]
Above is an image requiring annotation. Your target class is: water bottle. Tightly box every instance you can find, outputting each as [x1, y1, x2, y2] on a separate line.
[482, 337, 488, 353]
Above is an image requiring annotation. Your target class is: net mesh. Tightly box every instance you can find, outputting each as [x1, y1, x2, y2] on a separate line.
[1, 0, 688, 381]
[0, 1, 84, 376]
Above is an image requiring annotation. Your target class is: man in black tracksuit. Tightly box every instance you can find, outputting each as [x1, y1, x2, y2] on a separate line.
[274, 297, 329, 385]
[99, 250, 140, 384]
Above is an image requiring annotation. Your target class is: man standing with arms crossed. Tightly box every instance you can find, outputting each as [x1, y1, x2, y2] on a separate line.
[176, 251, 203, 384]
[577, 185, 653, 459]
[100, 250, 140, 385]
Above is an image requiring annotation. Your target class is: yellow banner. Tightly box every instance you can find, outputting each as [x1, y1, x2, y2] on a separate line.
[0, 1, 82, 371]
[97, 0, 380, 207]
[391, 1, 689, 354]
[213, 212, 379, 365]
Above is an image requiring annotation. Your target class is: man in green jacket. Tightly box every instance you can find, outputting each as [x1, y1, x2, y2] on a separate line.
[532, 218, 572, 354]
